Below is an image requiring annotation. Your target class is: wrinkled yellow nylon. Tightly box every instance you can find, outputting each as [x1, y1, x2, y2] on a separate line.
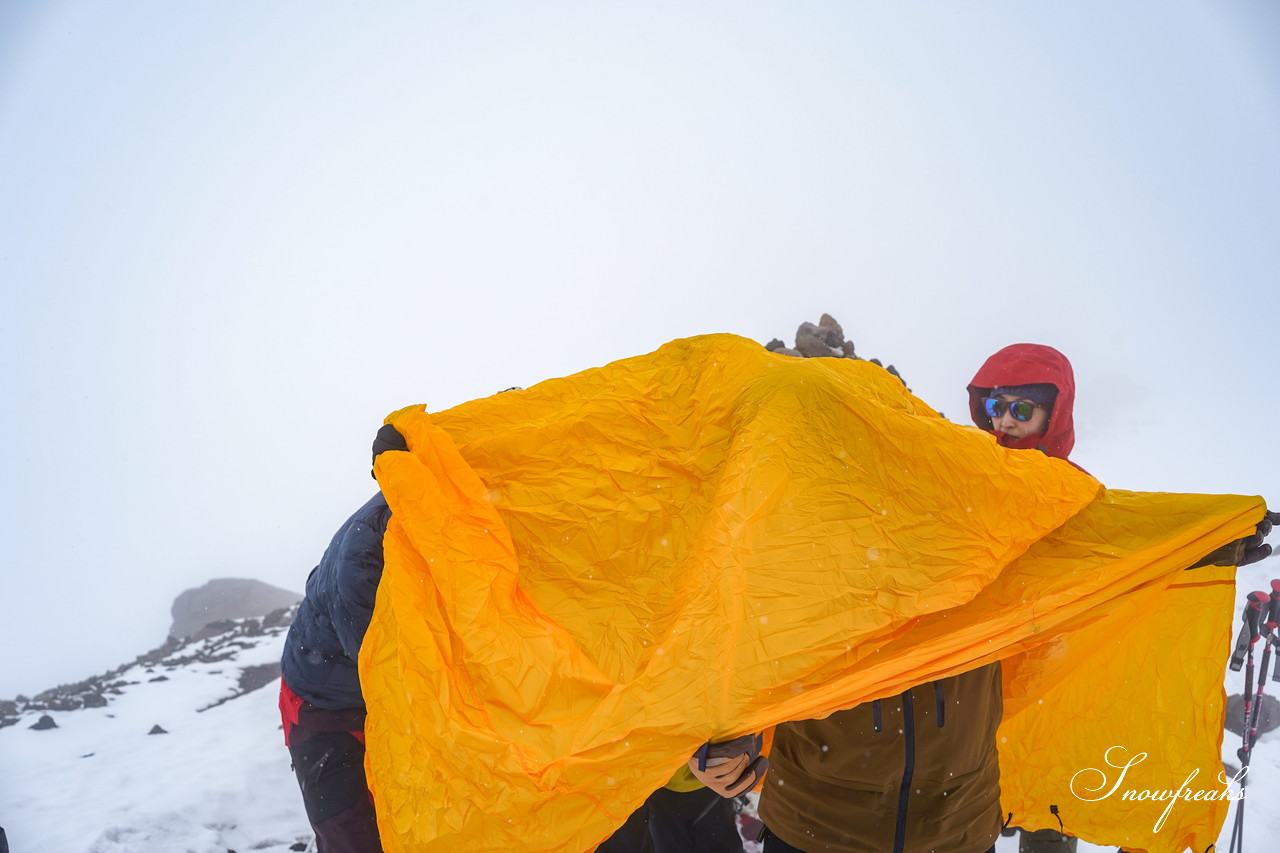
[361, 334, 1260, 853]
[998, 566, 1236, 852]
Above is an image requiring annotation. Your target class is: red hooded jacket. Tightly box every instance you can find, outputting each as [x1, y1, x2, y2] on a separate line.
[967, 343, 1076, 462]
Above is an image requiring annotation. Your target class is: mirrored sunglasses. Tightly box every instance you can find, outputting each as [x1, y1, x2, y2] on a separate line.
[982, 396, 1039, 422]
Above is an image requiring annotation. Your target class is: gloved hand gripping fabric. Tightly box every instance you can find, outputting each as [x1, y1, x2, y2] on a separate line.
[1191, 509, 1280, 568]
[371, 423, 409, 479]
[687, 733, 768, 797]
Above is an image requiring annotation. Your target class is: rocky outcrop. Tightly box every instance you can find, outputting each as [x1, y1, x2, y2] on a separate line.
[0, 605, 297, 728]
[764, 313, 907, 388]
[169, 578, 302, 640]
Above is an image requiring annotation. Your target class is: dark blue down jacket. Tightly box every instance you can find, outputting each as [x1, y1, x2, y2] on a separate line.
[281, 492, 392, 710]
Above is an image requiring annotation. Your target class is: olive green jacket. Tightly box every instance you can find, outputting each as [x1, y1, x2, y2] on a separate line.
[759, 663, 1003, 853]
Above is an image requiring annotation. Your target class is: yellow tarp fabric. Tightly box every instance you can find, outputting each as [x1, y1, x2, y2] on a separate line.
[361, 334, 1260, 853]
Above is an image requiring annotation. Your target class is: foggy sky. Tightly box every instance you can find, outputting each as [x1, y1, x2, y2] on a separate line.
[2, 1, 1278, 697]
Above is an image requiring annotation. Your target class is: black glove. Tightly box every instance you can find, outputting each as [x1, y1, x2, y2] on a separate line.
[1191, 509, 1280, 568]
[1239, 510, 1280, 566]
[371, 423, 408, 479]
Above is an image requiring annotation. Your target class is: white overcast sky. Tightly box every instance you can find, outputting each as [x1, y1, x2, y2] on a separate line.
[2, 1, 1278, 698]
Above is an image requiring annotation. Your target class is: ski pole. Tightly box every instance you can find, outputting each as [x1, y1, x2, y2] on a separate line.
[1244, 590, 1278, 755]
[1229, 590, 1266, 672]
[1271, 579, 1280, 679]
[1227, 589, 1272, 853]
[1236, 591, 1269, 762]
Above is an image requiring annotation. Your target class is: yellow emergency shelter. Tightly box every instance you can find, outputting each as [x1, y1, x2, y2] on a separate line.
[360, 334, 1257, 853]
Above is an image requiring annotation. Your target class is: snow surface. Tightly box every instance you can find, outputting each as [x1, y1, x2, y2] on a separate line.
[0, 628, 310, 853]
[3, 572, 1278, 852]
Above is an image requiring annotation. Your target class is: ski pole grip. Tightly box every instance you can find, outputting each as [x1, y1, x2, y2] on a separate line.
[1231, 592, 1270, 671]
[1247, 591, 1269, 640]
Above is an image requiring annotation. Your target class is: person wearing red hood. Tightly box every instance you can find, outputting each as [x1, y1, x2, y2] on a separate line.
[967, 343, 1077, 465]
[967, 343, 1081, 853]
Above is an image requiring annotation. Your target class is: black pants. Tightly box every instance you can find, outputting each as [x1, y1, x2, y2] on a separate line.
[287, 720, 382, 852]
[598, 786, 744, 853]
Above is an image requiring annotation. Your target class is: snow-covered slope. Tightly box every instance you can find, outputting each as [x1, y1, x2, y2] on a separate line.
[0, 619, 310, 853]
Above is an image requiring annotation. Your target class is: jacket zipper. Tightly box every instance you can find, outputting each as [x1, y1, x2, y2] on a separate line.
[892, 688, 915, 853]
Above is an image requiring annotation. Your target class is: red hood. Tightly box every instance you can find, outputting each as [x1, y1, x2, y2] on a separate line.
[967, 343, 1076, 461]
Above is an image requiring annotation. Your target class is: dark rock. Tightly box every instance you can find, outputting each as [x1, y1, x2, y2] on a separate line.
[817, 313, 845, 347]
[263, 606, 296, 630]
[238, 663, 282, 694]
[82, 693, 108, 708]
[169, 578, 302, 640]
[1225, 693, 1280, 736]
[36, 679, 92, 701]
[30, 714, 58, 730]
[290, 844, 308, 852]
[795, 322, 839, 358]
[763, 314, 911, 389]
[135, 637, 183, 667]
[149, 675, 169, 683]
[191, 619, 239, 642]
[148, 724, 168, 735]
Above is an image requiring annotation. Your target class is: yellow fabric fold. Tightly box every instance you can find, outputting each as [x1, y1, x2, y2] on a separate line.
[361, 334, 1260, 853]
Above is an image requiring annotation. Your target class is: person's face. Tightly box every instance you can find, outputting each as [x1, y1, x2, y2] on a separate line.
[987, 394, 1049, 440]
